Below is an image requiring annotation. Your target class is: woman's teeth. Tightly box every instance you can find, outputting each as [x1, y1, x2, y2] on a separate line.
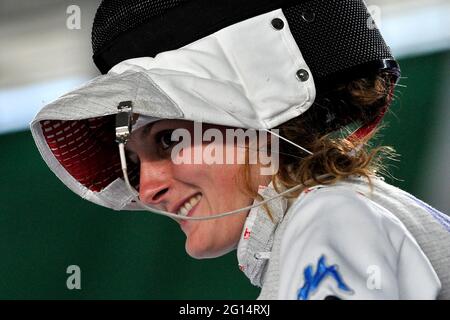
[177, 194, 201, 216]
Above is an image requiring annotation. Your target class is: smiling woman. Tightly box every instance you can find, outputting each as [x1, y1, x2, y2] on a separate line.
[30, 0, 450, 300]
[125, 119, 272, 258]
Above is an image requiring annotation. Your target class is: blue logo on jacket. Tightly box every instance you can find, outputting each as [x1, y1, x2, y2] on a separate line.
[297, 255, 353, 300]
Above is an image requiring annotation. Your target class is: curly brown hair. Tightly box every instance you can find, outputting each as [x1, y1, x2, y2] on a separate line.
[238, 71, 399, 220]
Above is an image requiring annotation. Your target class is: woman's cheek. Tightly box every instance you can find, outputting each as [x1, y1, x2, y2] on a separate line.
[184, 221, 215, 258]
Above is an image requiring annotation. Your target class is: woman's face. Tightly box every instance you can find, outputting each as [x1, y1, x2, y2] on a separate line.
[126, 119, 270, 259]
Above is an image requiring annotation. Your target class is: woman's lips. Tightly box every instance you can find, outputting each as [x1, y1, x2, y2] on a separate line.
[172, 192, 202, 215]
[180, 199, 201, 228]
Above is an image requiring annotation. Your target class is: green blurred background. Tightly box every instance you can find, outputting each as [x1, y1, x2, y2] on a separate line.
[0, 0, 449, 299]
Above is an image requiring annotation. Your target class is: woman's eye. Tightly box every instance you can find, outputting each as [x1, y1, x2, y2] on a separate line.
[155, 129, 176, 150]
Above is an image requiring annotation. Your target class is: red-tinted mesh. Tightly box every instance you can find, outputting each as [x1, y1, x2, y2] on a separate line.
[41, 117, 139, 192]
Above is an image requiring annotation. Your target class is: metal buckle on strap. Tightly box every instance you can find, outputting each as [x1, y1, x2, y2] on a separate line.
[115, 101, 133, 144]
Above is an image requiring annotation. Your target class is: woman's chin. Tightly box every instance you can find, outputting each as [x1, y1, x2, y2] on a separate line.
[185, 241, 213, 259]
[185, 240, 233, 260]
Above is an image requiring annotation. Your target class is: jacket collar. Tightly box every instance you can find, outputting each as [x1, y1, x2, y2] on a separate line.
[236, 183, 288, 287]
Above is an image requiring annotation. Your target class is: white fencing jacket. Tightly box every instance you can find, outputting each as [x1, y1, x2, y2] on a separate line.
[237, 175, 450, 300]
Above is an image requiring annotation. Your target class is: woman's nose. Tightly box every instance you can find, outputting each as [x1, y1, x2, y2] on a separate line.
[138, 159, 172, 205]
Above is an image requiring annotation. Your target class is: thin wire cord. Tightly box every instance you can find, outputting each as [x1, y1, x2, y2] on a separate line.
[227, 140, 307, 160]
[205, 99, 314, 157]
[262, 129, 313, 155]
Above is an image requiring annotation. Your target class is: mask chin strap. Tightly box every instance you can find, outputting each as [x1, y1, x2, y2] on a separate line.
[261, 128, 313, 156]
[115, 101, 319, 221]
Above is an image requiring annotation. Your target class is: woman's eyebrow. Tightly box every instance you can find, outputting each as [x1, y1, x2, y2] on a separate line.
[139, 122, 157, 139]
